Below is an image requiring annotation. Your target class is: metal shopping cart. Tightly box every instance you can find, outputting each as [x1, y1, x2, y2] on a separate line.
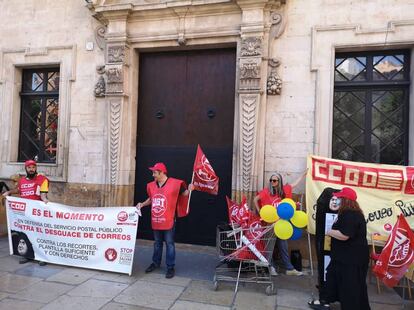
[213, 223, 277, 295]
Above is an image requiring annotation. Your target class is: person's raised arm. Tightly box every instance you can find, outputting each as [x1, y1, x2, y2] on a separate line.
[181, 184, 194, 197]
[253, 194, 261, 214]
[40, 193, 49, 204]
[2, 188, 19, 197]
[289, 169, 308, 189]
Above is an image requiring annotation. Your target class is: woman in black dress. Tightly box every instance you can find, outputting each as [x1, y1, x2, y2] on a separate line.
[309, 187, 370, 310]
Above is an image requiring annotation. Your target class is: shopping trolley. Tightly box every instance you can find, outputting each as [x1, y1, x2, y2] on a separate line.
[213, 223, 277, 295]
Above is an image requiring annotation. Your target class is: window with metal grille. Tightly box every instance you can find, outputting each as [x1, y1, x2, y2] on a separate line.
[18, 68, 59, 163]
[333, 50, 410, 165]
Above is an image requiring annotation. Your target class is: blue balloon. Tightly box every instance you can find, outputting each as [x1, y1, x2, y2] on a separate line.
[290, 227, 302, 240]
[277, 202, 295, 220]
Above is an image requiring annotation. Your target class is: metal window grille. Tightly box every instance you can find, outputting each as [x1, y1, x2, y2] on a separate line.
[18, 68, 59, 163]
[333, 50, 410, 165]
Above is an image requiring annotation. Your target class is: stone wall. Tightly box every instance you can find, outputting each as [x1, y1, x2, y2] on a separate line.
[0, 0, 413, 208]
[265, 0, 414, 194]
[0, 0, 107, 192]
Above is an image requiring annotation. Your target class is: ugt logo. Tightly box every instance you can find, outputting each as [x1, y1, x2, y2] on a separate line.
[152, 194, 167, 218]
[389, 228, 414, 268]
[195, 155, 217, 182]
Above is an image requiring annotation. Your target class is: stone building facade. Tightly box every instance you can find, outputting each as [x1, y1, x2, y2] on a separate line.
[0, 0, 413, 217]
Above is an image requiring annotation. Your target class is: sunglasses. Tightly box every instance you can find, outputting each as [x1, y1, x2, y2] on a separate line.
[270, 179, 279, 183]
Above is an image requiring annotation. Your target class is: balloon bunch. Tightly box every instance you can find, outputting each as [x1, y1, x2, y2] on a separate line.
[259, 198, 308, 240]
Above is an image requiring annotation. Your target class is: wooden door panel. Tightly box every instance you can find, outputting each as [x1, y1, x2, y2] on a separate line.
[135, 48, 236, 245]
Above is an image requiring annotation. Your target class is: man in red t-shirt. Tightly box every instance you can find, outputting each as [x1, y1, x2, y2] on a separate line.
[3, 160, 49, 265]
[136, 162, 192, 279]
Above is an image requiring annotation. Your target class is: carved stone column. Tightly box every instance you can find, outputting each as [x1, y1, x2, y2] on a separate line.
[235, 0, 285, 202]
[237, 37, 263, 201]
[100, 9, 134, 206]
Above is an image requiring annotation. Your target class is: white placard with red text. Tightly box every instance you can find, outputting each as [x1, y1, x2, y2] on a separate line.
[306, 155, 414, 236]
[5, 197, 139, 275]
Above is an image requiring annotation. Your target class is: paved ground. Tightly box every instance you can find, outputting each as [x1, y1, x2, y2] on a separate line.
[0, 237, 412, 310]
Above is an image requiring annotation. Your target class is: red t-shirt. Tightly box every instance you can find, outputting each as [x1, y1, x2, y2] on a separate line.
[147, 178, 187, 230]
[257, 184, 292, 208]
[18, 174, 49, 200]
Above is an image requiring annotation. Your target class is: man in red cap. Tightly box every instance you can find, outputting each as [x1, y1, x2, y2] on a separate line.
[3, 160, 49, 265]
[136, 162, 192, 279]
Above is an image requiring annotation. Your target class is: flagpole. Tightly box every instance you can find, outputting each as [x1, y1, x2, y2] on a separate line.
[186, 171, 195, 214]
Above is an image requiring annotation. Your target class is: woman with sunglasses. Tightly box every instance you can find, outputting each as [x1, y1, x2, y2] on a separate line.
[253, 171, 306, 276]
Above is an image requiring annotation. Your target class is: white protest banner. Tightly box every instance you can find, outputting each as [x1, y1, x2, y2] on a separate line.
[5, 197, 139, 275]
[306, 155, 414, 236]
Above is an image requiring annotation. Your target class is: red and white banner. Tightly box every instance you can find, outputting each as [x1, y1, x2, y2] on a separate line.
[373, 215, 414, 287]
[5, 197, 139, 275]
[306, 155, 414, 235]
[192, 145, 219, 195]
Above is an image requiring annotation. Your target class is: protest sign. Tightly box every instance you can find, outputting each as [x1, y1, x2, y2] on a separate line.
[306, 155, 414, 236]
[6, 197, 138, 275]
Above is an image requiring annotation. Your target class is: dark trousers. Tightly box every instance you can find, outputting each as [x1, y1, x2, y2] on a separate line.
[326, 260, 370, 310]
[152, 224, 175, 269]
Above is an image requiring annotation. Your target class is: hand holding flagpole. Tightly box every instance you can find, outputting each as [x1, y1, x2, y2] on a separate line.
[186, 172, 195, 214]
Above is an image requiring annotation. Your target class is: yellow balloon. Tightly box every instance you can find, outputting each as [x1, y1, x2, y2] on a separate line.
[274, 219, 293, 240]
[281, 198, 296, 209]
[260, 204, 279, 223]
[290, 210, 308, 228]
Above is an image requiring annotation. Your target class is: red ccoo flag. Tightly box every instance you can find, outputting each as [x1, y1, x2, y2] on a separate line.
[192, 145, 219, 195]
[373, 215, 414, 287]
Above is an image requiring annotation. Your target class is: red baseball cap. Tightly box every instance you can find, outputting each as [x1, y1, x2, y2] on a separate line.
[24, 160, 37, 167]
[333, 187, 357, 201]
[149, 162, 167, 174]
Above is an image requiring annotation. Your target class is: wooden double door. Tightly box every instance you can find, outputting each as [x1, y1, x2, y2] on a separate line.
[134, 48, 236, 245]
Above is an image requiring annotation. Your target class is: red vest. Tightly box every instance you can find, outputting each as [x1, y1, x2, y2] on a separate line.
[18, 174, 49, 201]
[147, 178, 187, 230]
[257, 185, 292, 208]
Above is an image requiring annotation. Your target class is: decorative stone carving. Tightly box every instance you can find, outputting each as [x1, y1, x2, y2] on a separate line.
[94, 65, 106, 97]
[95, 26, 106, 50]
[94, 76, 106, 97]
[109, 100, 122, 185]
[106, 83, 123, 93]
[267, 74, 282, 95]
[241, 37, 262, 57]
[269, 12, 286, 40]
[106, 67, 123, 83]
[240, 59, 260, 79]
[108, 46, 125, 63]
[240, 95, 258, 192]
[239, 58, 261, 90]
[267, 59, 282, 95]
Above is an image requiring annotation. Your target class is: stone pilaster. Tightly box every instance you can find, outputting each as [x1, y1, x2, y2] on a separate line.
[234, 0, 285, 202]
[101, 9, 134, 206]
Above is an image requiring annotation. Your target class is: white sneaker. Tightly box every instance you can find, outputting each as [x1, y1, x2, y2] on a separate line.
[270, 266, 278, 276]
[286, 269, 303, 276]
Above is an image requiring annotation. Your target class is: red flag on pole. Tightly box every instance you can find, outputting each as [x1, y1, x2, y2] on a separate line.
[373, 215, 414, 287]
[226, 196, 250, 227]
[192, 145, 219, 195]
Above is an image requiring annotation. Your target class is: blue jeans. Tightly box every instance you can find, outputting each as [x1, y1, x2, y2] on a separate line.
[152, 224, 175, 269]
[277, 239, 294, 270]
